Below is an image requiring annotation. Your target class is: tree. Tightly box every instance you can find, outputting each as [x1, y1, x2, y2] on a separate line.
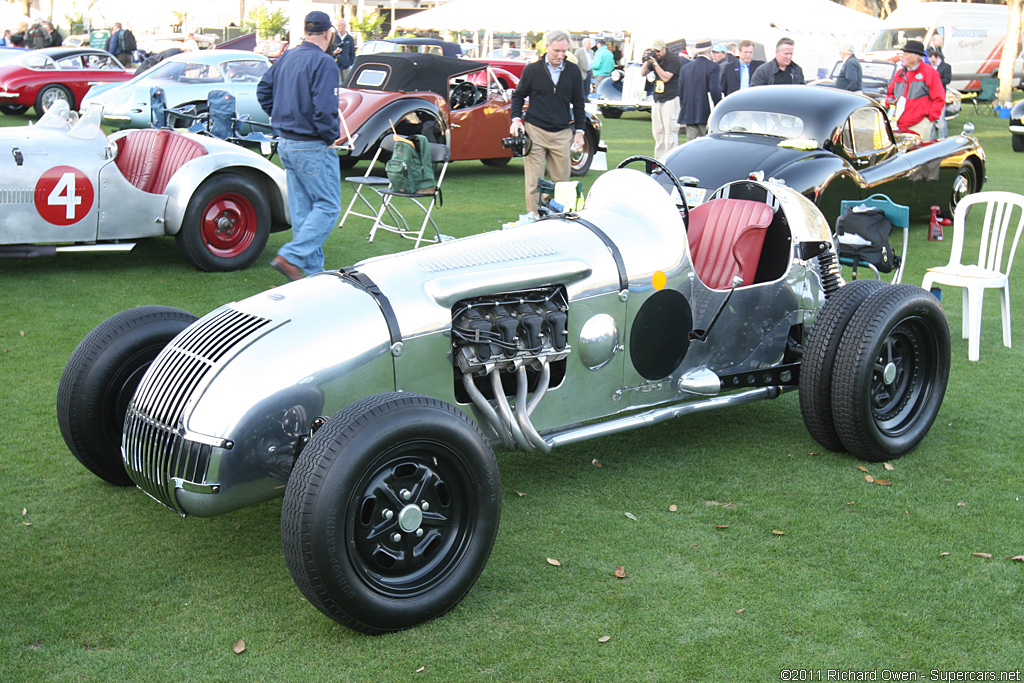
[350, 11, 386, 41]
[243, 5, 288, 39]
[997, 0, 1023, 103]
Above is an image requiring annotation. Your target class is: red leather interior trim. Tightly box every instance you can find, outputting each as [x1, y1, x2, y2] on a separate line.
[687, 198, 774, 290]
[114, 129, 207, 195]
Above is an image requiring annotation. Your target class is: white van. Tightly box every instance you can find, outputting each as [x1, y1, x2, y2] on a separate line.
[862, 1, 1023, 92]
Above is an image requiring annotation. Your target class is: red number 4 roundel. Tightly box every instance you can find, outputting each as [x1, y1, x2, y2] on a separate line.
[34, 166, 95, 226]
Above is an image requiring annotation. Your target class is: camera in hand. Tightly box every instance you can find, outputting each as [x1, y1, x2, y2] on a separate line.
[643, 48, 658, 62]
[501, 131, 531, 157]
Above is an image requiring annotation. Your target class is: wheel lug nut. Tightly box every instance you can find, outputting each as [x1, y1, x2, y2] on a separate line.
[400, 489, 412, 500]
[383, 509, 393, 520]
[391, 533, 402, 543]
[416, 529, 424, 537]
[421, 501, 429, 511]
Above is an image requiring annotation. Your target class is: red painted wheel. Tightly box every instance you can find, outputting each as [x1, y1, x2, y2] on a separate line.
[177, 174, 270, 271]
[199, 192, 259, 259]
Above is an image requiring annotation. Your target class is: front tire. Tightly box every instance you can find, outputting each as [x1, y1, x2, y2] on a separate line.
[282, 392, 501, 634]
[949, 162, 977, 218]
[34, 84, 73, 115]
[831, 285, 950, 462]
[570, 130, 597, 177]
[481, 157, 511, 168]
[176, 173, 270, 271]
[600, 106, 622, 119]
[0, 104, 29, 115]
[1012, 134, 1024, 153]
[800, 279, 888, 453]
[56, 306, 197, 485]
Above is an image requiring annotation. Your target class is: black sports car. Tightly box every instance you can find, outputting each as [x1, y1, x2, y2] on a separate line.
[664, 85, 984, 223]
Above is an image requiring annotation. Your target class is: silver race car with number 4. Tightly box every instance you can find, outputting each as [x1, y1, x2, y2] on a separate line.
[1, 105, 289, 271]
[58, 158, 951, 634]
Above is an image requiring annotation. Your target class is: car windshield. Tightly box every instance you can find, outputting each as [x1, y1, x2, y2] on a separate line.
[224, 59, 268, 82]
[718, 110, 806, 139]
[68, 105, 106, 140]
[866, 27, 928, 52]
[136, 60, 224, 85]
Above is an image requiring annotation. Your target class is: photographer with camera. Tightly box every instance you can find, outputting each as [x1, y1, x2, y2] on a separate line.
[508, 29, 587, 225]
[641, 38, 683, 158]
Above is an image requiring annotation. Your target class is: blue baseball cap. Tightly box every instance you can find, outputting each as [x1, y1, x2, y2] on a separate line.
[304, 11, 333, 33]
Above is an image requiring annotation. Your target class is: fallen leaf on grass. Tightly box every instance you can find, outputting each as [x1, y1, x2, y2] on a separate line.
[546, 558, 561, 567]
[668, 504, 678, 512]
[592, 459, 602, 468]
[597, 635, 612, 643]
[22, 508, 27, 516]
[858, 466, 870, 473]
[515, 490, 526, 497]
[771, 530, 785, 536]
[957, 502, 966, 507]
[847, 501, 856, 505]
[939, 552, 950, 557]
[233, 640, 246, 654]
[864, 475, 874, 483]
[625, 512, 637, 520]
[735, 608, 745, 614]
[1009, 555, 1024, 562]
[415, 667, 426, 673]
[883, 462, 895, 471]
[874, 479, 891, 486]
[972, 553, 993, 559]
[715, 525, 729, 529]
[614, 566, 626, 579]
[807, 452, 819, 456]
[19, 330, 25, 337]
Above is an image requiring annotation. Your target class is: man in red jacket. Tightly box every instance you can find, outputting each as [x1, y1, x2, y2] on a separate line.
[885, 40, 945, 138]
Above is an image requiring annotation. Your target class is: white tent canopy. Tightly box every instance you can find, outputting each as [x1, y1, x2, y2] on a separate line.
[396, 0, 882, 74]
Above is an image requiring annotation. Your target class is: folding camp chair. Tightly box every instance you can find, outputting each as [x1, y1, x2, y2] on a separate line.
[367, 137, 451, 248]
[205, 90, 277, 157]
[338, 141, 396, 229]
[971, 77, 999, 115]
[836, 193, 910, 284]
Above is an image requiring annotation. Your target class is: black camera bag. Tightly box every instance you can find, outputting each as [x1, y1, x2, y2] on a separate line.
[836, 208, 897, 273]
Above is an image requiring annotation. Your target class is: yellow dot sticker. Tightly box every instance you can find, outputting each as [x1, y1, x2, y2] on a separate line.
[652, 270, 667, 290]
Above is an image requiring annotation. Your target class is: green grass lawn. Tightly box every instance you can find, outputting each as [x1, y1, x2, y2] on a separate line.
[2, 103, 1024, 682]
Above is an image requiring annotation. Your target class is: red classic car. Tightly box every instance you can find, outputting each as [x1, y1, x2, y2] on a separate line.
[337, 53, 603, 175]
[0, 47, 133, 116]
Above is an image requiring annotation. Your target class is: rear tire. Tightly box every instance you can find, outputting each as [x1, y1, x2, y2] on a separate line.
[948, 162, 977, 219]
[1012, 134, 1024, 153]
[282, 392, 501, 634]
[57, 306, 197, 485]
[570, 130, 597, 177]
[177, 173, 270, 271]
[34, 84, 73, 115]
[0, 104, 29, 115]
[831, 285, 950, 462]
[600, 107, 622, 119]
[481, 157, 511, 168]
[800, 279, 888, 452]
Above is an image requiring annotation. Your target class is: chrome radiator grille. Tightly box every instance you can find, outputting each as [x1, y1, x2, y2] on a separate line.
[123, 306, 272, 511]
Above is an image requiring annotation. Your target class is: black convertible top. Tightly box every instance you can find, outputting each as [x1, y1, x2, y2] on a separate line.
[345, 53, 487, 96]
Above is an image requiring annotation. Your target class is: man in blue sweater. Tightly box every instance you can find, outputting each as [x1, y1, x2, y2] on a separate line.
[257, 11, 342, 280]
[509, 29, 587, 222]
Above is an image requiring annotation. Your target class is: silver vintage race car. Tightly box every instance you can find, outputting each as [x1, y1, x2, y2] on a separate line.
[58, 159, 951, 634]
[0, 105, 289, 271]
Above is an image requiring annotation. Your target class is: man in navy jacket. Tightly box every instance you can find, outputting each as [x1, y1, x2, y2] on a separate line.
[677, 40, 722, 140]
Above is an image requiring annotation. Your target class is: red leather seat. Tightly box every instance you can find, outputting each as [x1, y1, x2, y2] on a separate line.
[115, 129, 207, 194]
[687, 198, 774, 290]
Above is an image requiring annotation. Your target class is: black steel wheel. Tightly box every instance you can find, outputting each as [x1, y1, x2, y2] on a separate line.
[56, 306, 197, 485]
[177, 173, 270, 271]
[569, 129, 597, 177]
[282, 392, 501, 634]
[831, 285, 950, 462]
[949, 162, 977, 219]
[800, 279, 888, 453]
[34, 84, 73, 115]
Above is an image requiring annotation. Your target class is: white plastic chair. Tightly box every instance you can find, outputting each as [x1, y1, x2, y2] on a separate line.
[921, 191, 1024, 361]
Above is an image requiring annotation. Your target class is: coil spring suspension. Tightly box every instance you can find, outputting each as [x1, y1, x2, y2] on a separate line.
[816, 249, 842, 299]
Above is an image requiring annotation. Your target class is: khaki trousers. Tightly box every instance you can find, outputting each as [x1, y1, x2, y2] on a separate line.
[652, 98, 681, 159]
[523, 123, 572, 215]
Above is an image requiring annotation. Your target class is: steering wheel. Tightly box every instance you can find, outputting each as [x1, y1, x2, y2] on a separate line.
[616, 155, 690, 224]
[451, 81, 478, 109]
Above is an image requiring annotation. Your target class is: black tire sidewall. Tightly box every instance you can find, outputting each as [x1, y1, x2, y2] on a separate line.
[570, 130, 596, 177]
[56, 306, 196, 485]
[283, 393, 501, 634]
[832, 285, 951, 461]
[35, 84, 72, 115]
[799, 279, 888, 452]
[177, 174, 270, 271]
[949, 162, 977, 219]
[1012, 134, 1024, 153]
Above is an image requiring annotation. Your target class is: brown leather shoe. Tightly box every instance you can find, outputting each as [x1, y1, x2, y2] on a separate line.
[270, 255, 304, 281]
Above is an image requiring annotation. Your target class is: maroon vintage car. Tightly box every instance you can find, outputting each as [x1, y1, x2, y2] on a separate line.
[337, 52, 603, 175]
[0, 47, 133, 116]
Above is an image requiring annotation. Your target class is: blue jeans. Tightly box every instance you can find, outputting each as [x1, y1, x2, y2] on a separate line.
[930, 115, 948, 140]
[277, 139, 342, 275]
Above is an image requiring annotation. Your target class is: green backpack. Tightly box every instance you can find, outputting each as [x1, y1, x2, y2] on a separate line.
[385, 134, 435, 194]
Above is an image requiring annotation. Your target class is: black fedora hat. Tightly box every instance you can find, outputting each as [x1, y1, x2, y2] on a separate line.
[902, 40, 926, 56]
